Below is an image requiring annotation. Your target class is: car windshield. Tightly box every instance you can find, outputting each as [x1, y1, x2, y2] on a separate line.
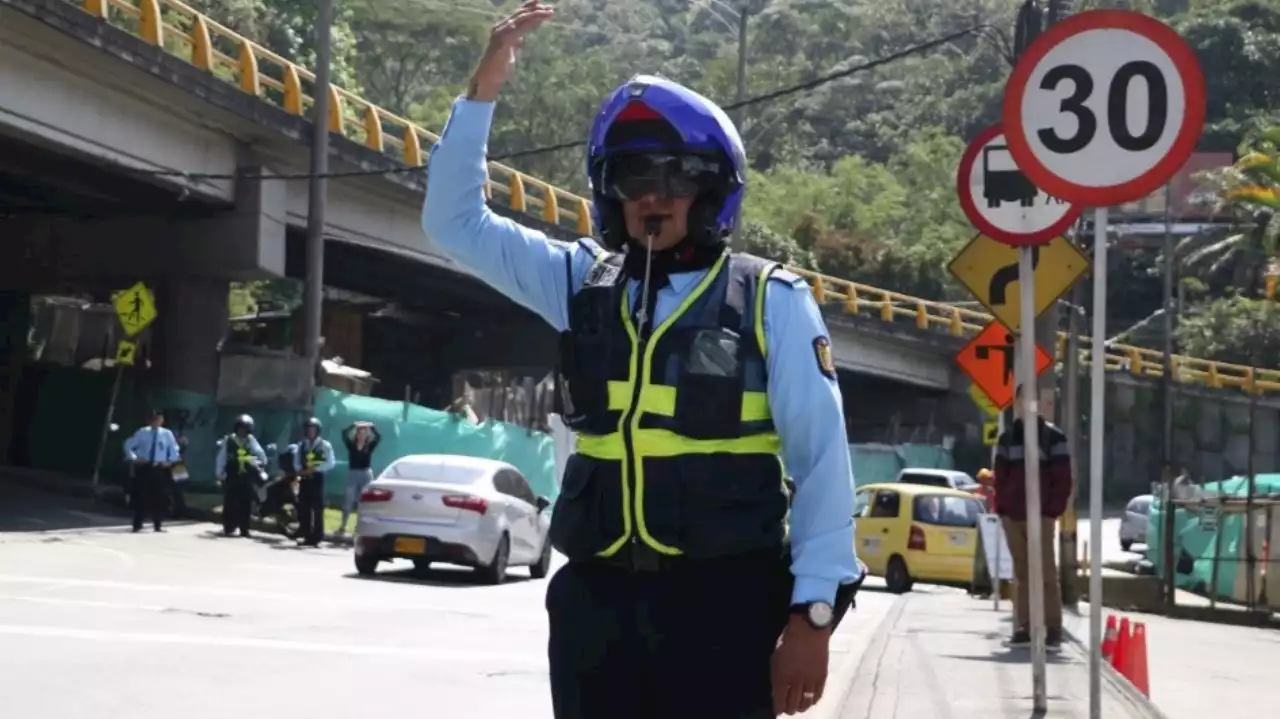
[383, 460, 485, 485]
[913, 494, 983, 528]
[899, 472, 952, 488]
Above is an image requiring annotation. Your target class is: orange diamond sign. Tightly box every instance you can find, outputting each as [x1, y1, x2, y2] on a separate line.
[954, 321, 1053, 411]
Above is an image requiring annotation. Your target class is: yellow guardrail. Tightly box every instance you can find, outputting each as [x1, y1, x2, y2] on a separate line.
[791, 268, 1280, 394]
[74, 0, 1280, 395]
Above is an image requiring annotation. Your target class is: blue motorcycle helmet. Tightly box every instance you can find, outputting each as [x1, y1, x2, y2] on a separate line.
[587, 74, 746, 251]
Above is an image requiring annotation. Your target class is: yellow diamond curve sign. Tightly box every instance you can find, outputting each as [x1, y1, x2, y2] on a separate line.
[947, 234, 1088, 333]
[115, 340, 137, 367]
[112, 282, 158, 337]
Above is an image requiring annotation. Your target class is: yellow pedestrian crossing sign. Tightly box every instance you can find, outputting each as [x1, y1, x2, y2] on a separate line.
[983, 421, 999, 446]
[116, 340, 137, 367]
[112, 282, 157, 337]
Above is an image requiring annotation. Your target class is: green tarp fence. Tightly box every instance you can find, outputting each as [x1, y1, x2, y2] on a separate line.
[148, 387, 558, 503]
[850, 442, 955, 487]
[1147, 473, 1280, 597]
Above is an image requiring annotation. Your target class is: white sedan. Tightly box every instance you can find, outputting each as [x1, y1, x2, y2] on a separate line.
[353, 454, 553, 584]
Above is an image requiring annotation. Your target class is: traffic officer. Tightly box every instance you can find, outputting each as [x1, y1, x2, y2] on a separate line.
[293, 417, 335, 547]
[122, 409, 181, 533]
[422, 3, 861, 717]
[214, 414, 267, 537]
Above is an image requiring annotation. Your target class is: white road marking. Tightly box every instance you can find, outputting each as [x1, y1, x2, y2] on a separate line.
[0, 574, 543, 618]
[0, 593, 169, 613]
[0, 624, 548, 667]
[65, 539, 136, 569]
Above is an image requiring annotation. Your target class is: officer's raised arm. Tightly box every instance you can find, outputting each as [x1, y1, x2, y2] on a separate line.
[762, 276, 860, 606]
[420, 1, 592, 333]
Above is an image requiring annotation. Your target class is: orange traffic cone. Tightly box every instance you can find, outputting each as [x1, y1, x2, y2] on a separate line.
[1112, 617, 1132, 676]
[1129, 623, 1150, 698]
[1101, 615, 1118, 661]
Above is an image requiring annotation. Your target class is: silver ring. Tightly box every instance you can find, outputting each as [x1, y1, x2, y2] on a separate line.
[802, 692, 816, 699]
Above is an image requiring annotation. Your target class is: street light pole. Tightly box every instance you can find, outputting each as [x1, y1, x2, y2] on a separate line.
[1160, 181, 1177, 609]
[729, 6, 749, 252]
[302, 0, 335, 365]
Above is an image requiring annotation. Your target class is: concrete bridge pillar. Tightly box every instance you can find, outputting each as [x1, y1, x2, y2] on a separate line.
[148, 276, 229, 397]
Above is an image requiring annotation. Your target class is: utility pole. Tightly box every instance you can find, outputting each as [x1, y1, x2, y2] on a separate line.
[1160, 181, 1178, 608]
[729, 5, 749, 252]
[302, 0, 335, 366]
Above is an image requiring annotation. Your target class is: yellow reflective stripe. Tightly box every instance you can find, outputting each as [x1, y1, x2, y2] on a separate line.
[576, 430, 780, 460]
[594, 288, 641, 558]
[630, 252, 730, 556]
[606, 380, 631, 411]
[610, 381, 770, 422]
[635, 384, 771, 422]
[754, 263, 775, 359]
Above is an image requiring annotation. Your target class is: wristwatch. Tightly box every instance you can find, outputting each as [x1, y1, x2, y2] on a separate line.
[789, 601, 834, 630]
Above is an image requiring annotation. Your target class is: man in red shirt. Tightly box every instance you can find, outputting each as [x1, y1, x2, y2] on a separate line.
[994, 387, 1073, 648]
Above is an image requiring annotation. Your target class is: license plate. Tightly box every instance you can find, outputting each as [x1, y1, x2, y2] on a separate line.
[948, 532, 969, 547]
[393, 537, 427, 555]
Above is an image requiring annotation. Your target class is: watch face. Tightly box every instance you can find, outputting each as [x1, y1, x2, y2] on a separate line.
[808, 602, 834, 627]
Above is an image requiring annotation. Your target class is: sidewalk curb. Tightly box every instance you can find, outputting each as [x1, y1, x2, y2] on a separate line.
[1061, 619, 1169, 719]
[2, 474, 354, 547]
[825, 594, 910, 719]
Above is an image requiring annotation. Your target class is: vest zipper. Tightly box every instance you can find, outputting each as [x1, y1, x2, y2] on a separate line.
[621, 333, 646, 562]
[620, 280, 662, 565]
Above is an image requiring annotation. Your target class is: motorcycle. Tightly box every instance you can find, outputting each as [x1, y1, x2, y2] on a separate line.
[214, 439, 300, 539]
[253, 444, 300, 540]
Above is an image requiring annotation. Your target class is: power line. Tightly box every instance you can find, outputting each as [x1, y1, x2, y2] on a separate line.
[116, 24, 989, 184]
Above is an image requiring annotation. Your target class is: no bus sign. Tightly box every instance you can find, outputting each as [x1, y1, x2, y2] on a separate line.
[956, 124, 1083, 247]
[1001, 10, 1207, 206]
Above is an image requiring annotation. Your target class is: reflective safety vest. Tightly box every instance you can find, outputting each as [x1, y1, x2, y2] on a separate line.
[305, 448, 323, 471]
[224, 436, 257, 479]
[551, 242, 793, 564]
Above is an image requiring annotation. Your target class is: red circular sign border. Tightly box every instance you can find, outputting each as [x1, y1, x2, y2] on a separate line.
[1001, 10, 1207, 207]
[955, 124, 1083, 247]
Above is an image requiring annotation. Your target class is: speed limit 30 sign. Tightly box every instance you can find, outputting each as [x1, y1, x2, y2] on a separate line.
[1002, 10, 1206, 206]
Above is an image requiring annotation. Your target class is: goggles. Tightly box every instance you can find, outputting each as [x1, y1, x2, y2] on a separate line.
[598, 152, 726, 201]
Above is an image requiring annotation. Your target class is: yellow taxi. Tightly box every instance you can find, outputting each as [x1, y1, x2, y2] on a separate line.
[853, 482, 986, 593]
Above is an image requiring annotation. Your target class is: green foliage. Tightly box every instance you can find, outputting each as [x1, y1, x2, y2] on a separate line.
[1174, 295, 1280, 365]
[190, 0, 1280, 361]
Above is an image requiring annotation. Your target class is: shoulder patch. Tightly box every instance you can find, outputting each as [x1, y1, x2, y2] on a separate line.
[583, 258, 622, 288]
[767, 268, 807, 288]
[812, 336, 837, 380]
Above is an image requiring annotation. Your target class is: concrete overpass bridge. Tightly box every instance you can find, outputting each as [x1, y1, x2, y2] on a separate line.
[1, 0, 1276, 419]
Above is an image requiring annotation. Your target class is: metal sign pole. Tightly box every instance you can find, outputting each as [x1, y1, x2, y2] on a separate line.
[1018, 246, 1048, 710]
[1088, 206, 1109, 719]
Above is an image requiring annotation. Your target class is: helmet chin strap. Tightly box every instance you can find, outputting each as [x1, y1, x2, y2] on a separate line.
[635, 215, 662, 331]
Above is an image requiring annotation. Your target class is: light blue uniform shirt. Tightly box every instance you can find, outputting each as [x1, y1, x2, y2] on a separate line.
[123, 426, 181, 464]
[215, 434, 267, 480]
[422, 98, 860, 605]
[294, 438, 337, 473]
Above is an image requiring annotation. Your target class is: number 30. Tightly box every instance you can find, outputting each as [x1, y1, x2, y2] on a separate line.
[1036, 61, 1169, 154]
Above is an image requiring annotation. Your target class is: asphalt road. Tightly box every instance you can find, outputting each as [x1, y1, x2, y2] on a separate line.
[0, 484, 901, 719]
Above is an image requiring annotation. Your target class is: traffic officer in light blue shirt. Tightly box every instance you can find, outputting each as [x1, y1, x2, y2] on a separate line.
[293, 417, 335, 547]
[123, 408, 182, 533]
[422, 4, 862, 717]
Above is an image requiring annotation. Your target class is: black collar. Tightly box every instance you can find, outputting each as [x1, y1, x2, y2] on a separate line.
[621, 240, 725, 282]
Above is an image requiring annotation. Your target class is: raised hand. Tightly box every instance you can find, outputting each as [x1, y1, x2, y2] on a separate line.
[467, 0, 555, 102]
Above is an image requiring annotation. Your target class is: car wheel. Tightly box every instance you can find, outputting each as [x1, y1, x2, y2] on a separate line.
[1121, 540, 1133, 553]
[354, 554, 380, 576]
[477, 534, 510, 585]
[529, 539, 552, 579]
[885, 555, 914, 594]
